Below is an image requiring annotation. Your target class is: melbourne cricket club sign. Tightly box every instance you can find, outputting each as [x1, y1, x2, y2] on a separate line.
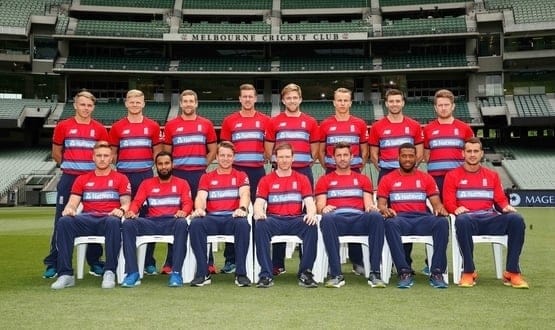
[164, 32, 368, 42]
[507, 190, 555, 207]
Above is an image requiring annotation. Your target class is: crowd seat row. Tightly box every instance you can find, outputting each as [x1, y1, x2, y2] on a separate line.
[382, 16, 467, 37]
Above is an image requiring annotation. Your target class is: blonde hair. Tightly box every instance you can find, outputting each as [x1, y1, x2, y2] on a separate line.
[126, 89, 144, 99]
[281, 83, 302, 98]
[180, 89, 198, 102]
[434, 89, 455, 105]
[73, 90, 96, 104]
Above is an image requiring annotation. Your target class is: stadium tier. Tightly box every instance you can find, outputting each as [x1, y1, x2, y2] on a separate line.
[381, 17, 467, 36]
[80, 0, 174, 8]
[494, 146, 555, 190]
[0, 148, 55, 197]
[484, 0, 555, 24]
[281, 0, 368, 9]
[381, 54, 468, 70]
[514, 95, 555, 117]
[380, 0, 463, 6]
[183, 0, 271, 10]
[74, 20, 170, 38]
[64, 56, 170, 71]
[280, 20, 372, 34]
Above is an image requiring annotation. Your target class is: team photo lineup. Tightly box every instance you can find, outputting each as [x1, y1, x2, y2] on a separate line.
[43, 84, 529, 290]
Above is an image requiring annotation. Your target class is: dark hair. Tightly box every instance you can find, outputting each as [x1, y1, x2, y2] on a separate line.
[464, 137, 482, 150]
[155, 150, 173, 162]
[385, 88, 405, 102]
[398, 142, 416, 153]
[333, 141, 352, 154]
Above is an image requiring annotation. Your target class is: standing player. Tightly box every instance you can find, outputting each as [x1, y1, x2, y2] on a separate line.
[43, 90, 109, 279]
[443, 137, 529, 289]
[316, 142, 385, 288]
[50, 141, 131, 290]
[110, 89, 162, 275]
[424, 89, 474, 193]
[369, 88, 423, 183]
[378, 143, 449, 289]
[254, 143, 319, 288]
[264, 83, 319, 275]
[219, 83, 270, 273]
[163, 89, 217, 274]
[188, 142, 251, 287]
[318, 87, 369, 275]
[120, 151, 192, 288]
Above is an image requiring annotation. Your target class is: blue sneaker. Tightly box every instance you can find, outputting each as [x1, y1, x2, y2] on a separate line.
[397, 271, 414, 289]
[168, 272, 183, 287]
[422, 265, 430, 276]
[220, 261, 236, 274]
[144, 265, 157, 276]
[89, 263, 104, 277]
[429, 272, 448, 289]
[121, 272, 141, 288]
[43, 267, 57, 279]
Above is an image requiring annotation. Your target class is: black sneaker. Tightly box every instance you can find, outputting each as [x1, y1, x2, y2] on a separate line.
[235, 275, 251, 287]
[298, 270, 318, 288]
[190, 275, 211, 287]
[256, 276, 274, 288]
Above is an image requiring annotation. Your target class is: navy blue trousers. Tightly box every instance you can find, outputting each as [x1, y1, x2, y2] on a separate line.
[45, 173, 102, 268]
[384, 212, 449, 273]
[122, 216, 188, 275]
[320, 211, 385, 277]
[455, 211, 525, 273]
[256, 215, 317, 279]
[56, 214, 121, 276]
[189, 214, 250, 277]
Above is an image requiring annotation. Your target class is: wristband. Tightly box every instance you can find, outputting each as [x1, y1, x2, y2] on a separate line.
[239, 206, 247, 212]
[119, 207, 125, 213]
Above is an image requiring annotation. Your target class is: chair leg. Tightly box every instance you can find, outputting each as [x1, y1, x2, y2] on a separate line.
[76, 243, 87, 280]
[137, 243, 147, 279]
[492, 243, 504, 279]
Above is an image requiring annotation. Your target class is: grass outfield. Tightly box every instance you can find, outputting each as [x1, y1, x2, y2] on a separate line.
[0, 207, 554, 329]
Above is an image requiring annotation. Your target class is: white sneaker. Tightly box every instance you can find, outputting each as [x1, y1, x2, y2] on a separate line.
[51, 275, 75, 290]
[101, 270, 116, 289]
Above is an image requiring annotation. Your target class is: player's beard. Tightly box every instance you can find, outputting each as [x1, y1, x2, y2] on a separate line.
[158, 169, 173, 180]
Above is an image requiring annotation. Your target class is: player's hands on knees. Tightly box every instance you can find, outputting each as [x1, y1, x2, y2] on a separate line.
[303, 213, 318, 226]
[379, 207, 396, 218]
[190, 208, 206, 218]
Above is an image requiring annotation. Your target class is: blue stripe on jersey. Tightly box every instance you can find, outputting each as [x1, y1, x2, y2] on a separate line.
[232, 131, 264, 141]
[276, 131, 310, 141]
[327, 135, 359, 144]
[389, 191, 427, 202]
[456, 189, 494, 200]
[427, 160, 463, 172]
[334, 207, 364, 215]
[379, 160, 399, 169]
[379, 136, 414, 149]
[235, 153, 265, 162]
[173, 135, 206, 145]
[119, 138, 152, 149]
[147, 196, 181, 207]
[82, 191, 120, 202]
[429, 138, 464, 149]
[61, 160, 95, 172]
[64, 138, 96, 149]
[208, 189, 240, 200]
[327, 188, 364, 199]
[173, 156, 206, 166]
[268, 192, 302, 204]
[117, 160, 154, 171]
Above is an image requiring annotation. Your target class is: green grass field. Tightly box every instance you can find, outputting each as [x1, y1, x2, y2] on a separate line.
[0, 207, 554, 329]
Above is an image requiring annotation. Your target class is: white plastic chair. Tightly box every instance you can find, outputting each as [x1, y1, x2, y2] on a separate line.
[183, 211, 255, 283]
[381, 235, 448, 284]
[450, 214, 508, 284]
[253, 215, 326, 283]
[74, 236, 125, 284]
[135, 235, 175, 279]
